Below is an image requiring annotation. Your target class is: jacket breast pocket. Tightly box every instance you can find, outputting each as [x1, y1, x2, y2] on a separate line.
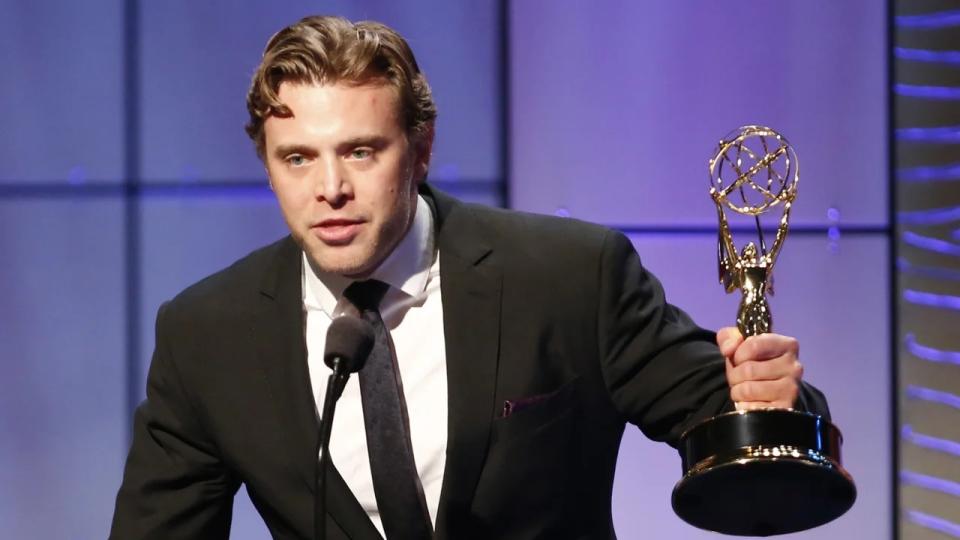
[473, 377, 581, 536]
[492, 375, 580, 444]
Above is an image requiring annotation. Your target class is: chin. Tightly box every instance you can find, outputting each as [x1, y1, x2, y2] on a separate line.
[305, 248, 375, 278]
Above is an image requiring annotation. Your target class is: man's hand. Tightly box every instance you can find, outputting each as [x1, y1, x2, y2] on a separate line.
[717, 327, 803, 411]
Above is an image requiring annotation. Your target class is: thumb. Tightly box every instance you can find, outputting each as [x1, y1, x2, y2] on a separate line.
[716, 327, 743, 358]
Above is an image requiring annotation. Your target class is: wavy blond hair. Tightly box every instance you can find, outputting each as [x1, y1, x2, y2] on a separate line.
[245, 15, 437, 159]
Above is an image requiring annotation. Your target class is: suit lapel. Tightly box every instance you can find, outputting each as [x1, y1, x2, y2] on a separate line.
[255, 237, 316, 492]
[325, 461, 384, 539]
[426, 188, 502, 539]
[254, 237, 379, 540]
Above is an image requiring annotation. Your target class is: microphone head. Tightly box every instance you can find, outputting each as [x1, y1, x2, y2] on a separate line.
[324, 316, 375, 374]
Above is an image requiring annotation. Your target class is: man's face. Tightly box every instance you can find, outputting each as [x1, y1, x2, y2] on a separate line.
[263, 81, 430, 277]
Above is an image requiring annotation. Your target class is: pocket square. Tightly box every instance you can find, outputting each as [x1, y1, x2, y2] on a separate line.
[501, 391, 554, 418]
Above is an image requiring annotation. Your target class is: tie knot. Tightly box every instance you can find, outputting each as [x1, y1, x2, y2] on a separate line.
[343, 279, 390, 311]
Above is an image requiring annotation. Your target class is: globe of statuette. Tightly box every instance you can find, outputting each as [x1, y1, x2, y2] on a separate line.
[709, 125, 799, 216]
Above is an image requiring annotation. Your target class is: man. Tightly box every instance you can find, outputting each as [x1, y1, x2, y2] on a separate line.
[110, 15, 825, 540]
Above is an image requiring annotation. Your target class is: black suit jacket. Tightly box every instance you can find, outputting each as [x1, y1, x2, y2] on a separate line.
[110, 185, 828, 539]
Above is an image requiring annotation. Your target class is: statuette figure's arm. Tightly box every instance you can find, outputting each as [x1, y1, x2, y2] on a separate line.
[713, 193, 740, 293]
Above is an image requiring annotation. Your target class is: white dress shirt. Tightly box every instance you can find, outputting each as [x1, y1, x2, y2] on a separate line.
[303, 195, 447, 537]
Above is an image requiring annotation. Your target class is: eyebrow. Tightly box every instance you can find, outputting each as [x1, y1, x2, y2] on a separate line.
[271, 136, 392, 160]
[272, 144, 317, 160]
[335, 136, 390, 154]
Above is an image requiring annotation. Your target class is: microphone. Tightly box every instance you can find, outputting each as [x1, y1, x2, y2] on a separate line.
[316, 316, 375, 540]
[323, 316, 375, 399]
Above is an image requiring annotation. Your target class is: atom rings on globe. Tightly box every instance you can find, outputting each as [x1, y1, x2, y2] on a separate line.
[709, 125, 799, 216]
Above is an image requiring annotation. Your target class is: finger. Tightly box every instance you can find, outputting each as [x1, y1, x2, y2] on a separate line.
[731, 333, 799, 366]
[727, 357, 802, 386]
[730, 377, 799, 404]
[734, 401, 795, 411]
[735, 401, 774, 411]
[716, 327, 743, 358]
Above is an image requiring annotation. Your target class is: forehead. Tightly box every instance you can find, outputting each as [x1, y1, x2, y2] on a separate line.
[265, 81, 405, 145]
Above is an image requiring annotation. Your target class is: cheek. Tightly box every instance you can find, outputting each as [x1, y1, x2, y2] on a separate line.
[274, 182, 313, 216]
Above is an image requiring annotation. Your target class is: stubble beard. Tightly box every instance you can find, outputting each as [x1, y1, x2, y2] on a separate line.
[298, 188, 418, 279]
[300, 232, 378, 279]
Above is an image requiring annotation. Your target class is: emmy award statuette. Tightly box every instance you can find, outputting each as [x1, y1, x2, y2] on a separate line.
[671, 126, 856, 536]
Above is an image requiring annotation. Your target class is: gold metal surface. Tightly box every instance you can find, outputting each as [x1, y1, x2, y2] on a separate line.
[670, 130, 855, 534]
[682, 444, 852, 485]
[709, 126, 799, 337]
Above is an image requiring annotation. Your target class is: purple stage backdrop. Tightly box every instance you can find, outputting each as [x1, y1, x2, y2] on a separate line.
[509, 2, 888, 538]
[0, 1, 888, 538]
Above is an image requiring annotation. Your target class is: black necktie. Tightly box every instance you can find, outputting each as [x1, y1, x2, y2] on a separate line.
[343, 280, 433, 540]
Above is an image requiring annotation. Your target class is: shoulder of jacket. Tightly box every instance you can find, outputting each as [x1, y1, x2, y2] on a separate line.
[163, 236, 292, 317]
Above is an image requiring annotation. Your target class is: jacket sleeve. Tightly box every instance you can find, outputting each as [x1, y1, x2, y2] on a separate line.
[596, 230, 829, 447]
[109, 301, 240, 539]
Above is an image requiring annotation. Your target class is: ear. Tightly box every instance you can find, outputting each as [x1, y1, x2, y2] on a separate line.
[265, 166, 275, 191]
[412, 123, 435, 184]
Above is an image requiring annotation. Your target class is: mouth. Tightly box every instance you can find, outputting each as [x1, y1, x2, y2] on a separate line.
[311, 218, 364, 245]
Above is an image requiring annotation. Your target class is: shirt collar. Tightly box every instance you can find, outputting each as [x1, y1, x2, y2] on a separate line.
[302, 194, 436, 316]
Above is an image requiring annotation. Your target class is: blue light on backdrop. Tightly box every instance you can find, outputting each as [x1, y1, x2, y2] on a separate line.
[0, 1, 896, 538]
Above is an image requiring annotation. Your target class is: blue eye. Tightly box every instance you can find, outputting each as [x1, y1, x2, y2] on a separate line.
[350, 149, 372, 160]
[287, 154, 306, 166]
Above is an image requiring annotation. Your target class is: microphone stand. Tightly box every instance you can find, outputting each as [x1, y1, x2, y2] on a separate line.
[313, 315, 374, 540]
[316, 360, 350, 540]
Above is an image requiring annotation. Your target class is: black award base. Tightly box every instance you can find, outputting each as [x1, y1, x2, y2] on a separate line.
[671, 409, 856, 536]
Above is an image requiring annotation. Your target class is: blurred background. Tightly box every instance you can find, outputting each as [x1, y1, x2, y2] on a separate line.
[0, 0, 957, 538]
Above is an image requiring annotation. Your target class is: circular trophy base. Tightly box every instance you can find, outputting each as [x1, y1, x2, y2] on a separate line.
[671, 409, 856, 536]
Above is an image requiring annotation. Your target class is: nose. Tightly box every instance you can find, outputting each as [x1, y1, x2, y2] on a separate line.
[315, 157, 349, 206]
